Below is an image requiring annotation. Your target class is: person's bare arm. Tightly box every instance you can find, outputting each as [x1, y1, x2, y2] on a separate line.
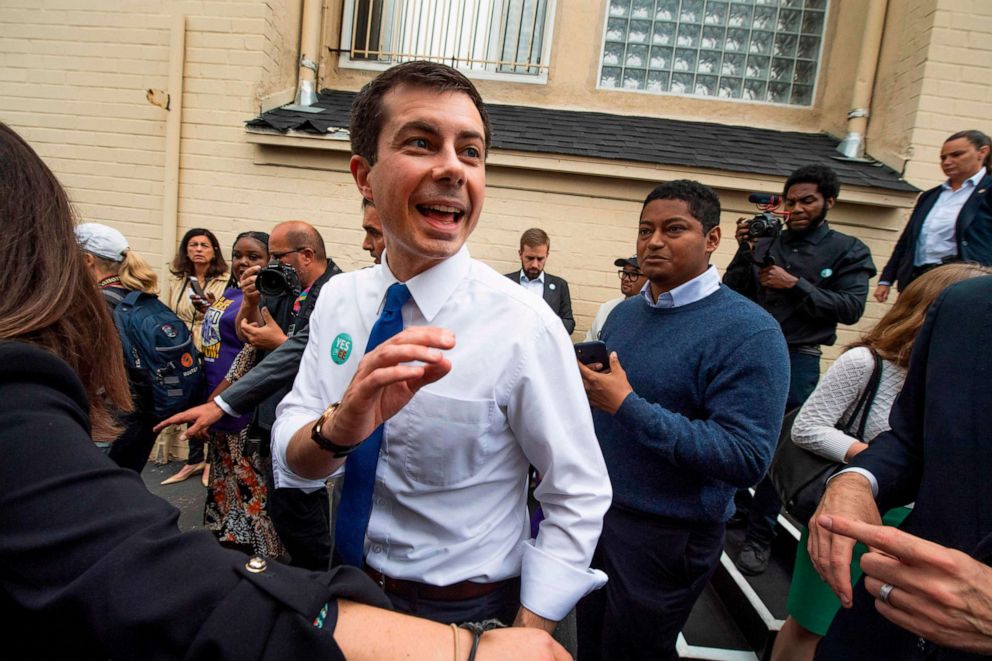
[822, 515, 992, 655]
[807, 473, 881, 607]
[234, 265, 264, 342]
[334, 601, 571, 660]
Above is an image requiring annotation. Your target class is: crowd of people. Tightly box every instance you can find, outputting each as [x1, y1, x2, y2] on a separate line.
[3, 59, 992, 661]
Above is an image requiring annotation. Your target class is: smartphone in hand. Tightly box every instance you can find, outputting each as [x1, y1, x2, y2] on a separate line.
[575, 340, 610, 371]
[188, 276, 206, 298]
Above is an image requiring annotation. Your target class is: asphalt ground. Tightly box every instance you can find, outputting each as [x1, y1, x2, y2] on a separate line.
[140, 460, 207, 532]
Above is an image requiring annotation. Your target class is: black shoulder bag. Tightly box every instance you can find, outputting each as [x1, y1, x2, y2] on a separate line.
[769, 350, 883, 523]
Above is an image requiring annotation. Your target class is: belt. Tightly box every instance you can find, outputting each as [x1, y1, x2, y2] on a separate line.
[363, 565, 514, 602]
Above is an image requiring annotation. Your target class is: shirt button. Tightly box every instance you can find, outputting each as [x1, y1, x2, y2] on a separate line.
[962, 240, 969, 246]
[372, 544, 383, 554]
[375, 498, 385, 506]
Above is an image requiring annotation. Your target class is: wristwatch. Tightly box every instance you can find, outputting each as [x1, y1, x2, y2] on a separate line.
[310, 402, 362, 457]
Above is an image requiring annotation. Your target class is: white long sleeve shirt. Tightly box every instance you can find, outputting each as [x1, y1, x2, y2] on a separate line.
[792, 346, 906, 463]
[914, 167, 987, 267]
[271, 246, 612, 620]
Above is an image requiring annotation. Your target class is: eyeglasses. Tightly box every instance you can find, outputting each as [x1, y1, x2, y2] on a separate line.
[270, 247, 307, 260]
[618, 269, 643, 282]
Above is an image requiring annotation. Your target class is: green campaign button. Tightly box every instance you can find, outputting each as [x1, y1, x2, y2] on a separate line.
[331, 333, 353, 365]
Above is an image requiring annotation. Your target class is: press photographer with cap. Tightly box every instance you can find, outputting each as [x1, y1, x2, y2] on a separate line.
[584, 255, 648, 341]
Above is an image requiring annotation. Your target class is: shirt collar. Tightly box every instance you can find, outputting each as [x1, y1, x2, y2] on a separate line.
[941, 166, 987, 191]
[783, 220, 830, 245]
[519, 269, 544, 285]
[640, 264, 720, 308]
[381, 245, 470, 323]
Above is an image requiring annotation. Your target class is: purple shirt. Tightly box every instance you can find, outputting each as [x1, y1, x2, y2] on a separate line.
[201, 287, 251, 432]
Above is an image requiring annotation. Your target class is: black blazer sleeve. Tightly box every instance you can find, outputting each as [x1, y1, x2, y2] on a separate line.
[553, 276, 576, 334]
[0, 342, 389, 661]
[222, 325, 308, 414]
[879, 217, 914, 285]
[847, 290, 938, 510]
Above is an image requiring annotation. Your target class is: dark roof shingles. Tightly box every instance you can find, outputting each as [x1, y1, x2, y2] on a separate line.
[246, 90, 917, 193]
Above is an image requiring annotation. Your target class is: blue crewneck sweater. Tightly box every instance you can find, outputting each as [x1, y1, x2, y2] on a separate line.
[597, 285, 789, 523]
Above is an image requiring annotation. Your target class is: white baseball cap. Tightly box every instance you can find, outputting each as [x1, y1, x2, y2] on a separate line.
[75, 223, 129, 262]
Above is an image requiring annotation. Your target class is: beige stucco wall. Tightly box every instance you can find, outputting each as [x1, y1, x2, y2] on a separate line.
[0, 0, 939, 357]
[323, 0, 882, 137]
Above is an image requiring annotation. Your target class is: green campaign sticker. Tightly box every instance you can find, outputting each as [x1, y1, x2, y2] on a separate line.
[820, 268, 833, 278]
[331, 333, 353, 365]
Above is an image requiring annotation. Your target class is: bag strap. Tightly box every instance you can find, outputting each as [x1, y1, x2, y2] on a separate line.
[102, 288, 125, 305]
[123, 290, 143, 307]
[843, 349, 884, 440]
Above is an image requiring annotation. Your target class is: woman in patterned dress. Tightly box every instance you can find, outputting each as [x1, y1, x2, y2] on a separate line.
[200, 231, 285, 558]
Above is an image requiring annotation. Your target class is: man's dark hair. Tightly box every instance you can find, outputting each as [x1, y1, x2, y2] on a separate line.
[642, 180, 722, 232]
[349, 61, 492, 166]
[784, 164, 840, 201]
[946, 129, 992, 169]
[520, 227, 550, 250]
[285, 224, 327, 262]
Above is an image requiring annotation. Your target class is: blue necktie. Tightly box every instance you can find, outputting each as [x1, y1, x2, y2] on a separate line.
[335, 282, 412, 566]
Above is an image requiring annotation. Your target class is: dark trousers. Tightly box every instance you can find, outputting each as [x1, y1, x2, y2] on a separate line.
[186, 436, 205, 465]
[108, 409, 157, 473]
[269, 486, 331, 571]
[382, 577, 520, 625]
[743, 350, 820, 546]
[577, 506, 725, 661]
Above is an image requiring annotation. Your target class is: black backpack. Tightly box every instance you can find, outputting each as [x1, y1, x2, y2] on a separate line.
[105, 289, 204, 417]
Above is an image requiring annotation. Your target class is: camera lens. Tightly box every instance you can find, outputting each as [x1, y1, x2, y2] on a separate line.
[256, 266, 288, 297]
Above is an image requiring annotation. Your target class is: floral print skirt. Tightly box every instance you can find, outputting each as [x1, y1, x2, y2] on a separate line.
[204, 429, 285, 558]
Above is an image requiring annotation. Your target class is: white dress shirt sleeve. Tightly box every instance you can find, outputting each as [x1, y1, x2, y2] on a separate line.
[504, 321, 612, 621]
[270, 292, 335, 487]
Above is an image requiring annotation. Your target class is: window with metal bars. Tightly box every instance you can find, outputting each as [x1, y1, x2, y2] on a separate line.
[599, 0, 827, 106]
[340, 0, 554, 80]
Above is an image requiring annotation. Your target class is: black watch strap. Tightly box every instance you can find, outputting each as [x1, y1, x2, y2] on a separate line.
[310, 404, 362, 458]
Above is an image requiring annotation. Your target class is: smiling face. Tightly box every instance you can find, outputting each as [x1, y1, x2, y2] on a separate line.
[941, 137, 989, 186]
[519, 243, 549, 280]
[637, 198, 720, 298]
[350, 85, 486, 281]
[784, 182, 833, 232]
[231, 236, 269, 282]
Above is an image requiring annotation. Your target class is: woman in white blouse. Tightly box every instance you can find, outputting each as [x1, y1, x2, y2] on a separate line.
[771, 262, 992, 661]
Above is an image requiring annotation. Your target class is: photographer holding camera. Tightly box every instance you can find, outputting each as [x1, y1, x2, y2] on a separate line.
[723, 164, 876, 575]
[234, 220, 342, 569]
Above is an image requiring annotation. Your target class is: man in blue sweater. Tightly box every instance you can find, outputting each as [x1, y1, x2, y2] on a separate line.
[576, 180, 789, 661]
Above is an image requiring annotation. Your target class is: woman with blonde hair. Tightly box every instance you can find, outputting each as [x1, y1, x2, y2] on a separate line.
[75, 222, 165, 472]
[771, 262, 992, 661]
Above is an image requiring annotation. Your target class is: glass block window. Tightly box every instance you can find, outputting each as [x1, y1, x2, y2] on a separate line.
[599, 0, 827, 105]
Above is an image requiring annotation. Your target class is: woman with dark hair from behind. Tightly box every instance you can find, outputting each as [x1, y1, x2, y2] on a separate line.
[75, 222, 162, 472]
[0, 121, 570, 661]
[770, 262, 992, 661]
[162, 227, 229, 486]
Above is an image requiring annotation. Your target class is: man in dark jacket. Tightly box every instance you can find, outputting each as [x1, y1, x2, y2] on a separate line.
[723, 164, 876, 575]
[875, 130, 992, 302]
[505, 227, 575, 334]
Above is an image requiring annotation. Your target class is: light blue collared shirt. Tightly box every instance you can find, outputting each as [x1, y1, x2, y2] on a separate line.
[640, 264, 721, 308]
[914, 166, 987, 266]
[518, 269, 545, 298]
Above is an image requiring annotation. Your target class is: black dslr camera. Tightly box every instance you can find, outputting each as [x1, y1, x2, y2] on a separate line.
[257, 262, 302, 298]
[741, 193, 789, 266]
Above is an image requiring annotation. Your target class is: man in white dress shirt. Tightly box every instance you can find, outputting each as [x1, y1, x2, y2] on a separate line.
[270, 61, 611, 631]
